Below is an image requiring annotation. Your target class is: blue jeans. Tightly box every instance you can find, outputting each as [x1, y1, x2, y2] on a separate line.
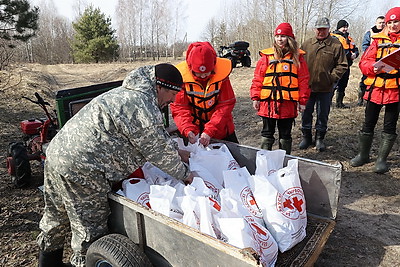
[301, 92, 332, 132]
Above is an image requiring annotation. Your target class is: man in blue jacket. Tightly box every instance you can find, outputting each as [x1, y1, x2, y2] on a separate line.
[357, 16, 385, 106]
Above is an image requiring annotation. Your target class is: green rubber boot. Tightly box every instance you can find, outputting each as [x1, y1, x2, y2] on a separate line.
[374, 132, 397, 174]
[279, 138, 292, 155]
[261, 137, 275, 150]
[350, 131, 373, 167]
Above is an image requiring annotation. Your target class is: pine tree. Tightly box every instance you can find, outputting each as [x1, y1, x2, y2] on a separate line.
[72, 5, 119, 63]
[0, 0, 39, 42]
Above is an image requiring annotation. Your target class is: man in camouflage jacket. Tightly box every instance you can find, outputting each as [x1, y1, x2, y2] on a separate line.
[37, 64, 193, 267]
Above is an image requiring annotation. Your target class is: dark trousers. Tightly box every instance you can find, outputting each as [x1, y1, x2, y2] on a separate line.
[261, 117, 294, 140]
[336, 68, 350, 94]
[362, 101, 400, 135]
[301, 92, 332, 132]
[223, 131, 239, 143]
[359, 75, 367, 92]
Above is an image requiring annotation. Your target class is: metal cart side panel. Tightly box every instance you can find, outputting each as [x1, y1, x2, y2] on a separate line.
[109, 193, 259, 267]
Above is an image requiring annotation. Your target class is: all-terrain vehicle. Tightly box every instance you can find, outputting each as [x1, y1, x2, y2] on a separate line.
[6, 92, 58, 187]
[218, 41, 251, 68]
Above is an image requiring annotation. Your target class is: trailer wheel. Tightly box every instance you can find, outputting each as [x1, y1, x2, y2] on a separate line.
[8, 142, 31, 188]
[86, 234, 153, 267]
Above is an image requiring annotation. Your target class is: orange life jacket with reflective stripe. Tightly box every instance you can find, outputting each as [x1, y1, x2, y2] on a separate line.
[259, 48, 303, 101]
[330, 33, 356, 50]
[176, 58, 232, 128]
[364, 33, 400, 89]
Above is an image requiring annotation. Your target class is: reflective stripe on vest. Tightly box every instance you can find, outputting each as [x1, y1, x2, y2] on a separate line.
[260, 53, 300, 101]
[364, 34, 400, 88]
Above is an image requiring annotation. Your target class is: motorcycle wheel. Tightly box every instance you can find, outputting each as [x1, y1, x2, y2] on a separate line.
[8, 142, 31, 188]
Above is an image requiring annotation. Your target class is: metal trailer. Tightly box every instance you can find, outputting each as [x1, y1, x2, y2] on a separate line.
[105, 142, 341, 267]
[55, 82, 341, 266]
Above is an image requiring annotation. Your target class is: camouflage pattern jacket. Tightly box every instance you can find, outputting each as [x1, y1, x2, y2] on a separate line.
[45, 65, 189, 182]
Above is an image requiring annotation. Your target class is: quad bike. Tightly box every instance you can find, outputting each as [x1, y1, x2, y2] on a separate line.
[218, 41, 251, 68]
[6, 92, 58, 188]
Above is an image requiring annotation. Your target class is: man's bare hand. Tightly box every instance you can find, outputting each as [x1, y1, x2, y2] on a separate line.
[178, 149, 190, 164]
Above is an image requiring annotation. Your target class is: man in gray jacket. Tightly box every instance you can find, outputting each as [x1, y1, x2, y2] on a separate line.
[299, 17, 348, 152]
[37, 63, 195, 266]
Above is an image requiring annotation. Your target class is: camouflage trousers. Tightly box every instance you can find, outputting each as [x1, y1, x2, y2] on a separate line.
[37, 160, 111, 267]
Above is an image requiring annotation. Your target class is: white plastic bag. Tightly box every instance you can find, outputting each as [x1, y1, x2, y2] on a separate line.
[222, 167, 264, 226]
[180, 177, 222, 238]
[217, 216, 278, 267]
[142, 161, 181, 187]
[255, 149, 286, 177]
[189, 143, 240, 187]
[149, 184, 176, 217]
[173, 137, 205, 154]
[249, 159, 307, 252]
[122, 178, 151, 208]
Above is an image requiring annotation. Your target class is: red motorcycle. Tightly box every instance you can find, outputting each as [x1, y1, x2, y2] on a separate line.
[6, 92, 58, 188]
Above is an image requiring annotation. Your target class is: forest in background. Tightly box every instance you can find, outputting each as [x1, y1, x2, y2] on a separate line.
[0, 0, 399, 69]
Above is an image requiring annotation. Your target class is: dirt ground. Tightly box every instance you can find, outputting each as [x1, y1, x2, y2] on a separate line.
[0, 61, 399, 266]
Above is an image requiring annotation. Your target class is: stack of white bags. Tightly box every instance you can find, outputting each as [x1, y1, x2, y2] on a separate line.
[117, 139, 307, 267]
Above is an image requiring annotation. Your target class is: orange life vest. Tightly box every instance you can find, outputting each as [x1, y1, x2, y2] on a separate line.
[176, 58, 232, 128]
[364, 33, 400, 89]
[330, 33, 356, 50]
[259, 48, 303, 101]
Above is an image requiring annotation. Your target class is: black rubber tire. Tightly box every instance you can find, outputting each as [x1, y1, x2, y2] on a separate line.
[86, 234, 153, 267]
[242, 56, 251, 67]
[9, 142, 31, 188]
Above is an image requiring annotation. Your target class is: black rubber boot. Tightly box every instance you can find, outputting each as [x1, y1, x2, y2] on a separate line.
[38, 248, 64, 267]
[279, 138, 292, 155]
[299, 129, 312, 149]
[350, 131, 373, 167]
[315, 131, 326, 152]
[357, 88, 364, 106]
[261, 137, 274, 150]
[336, 92, 349, 109]
[374, 132, 397, 174]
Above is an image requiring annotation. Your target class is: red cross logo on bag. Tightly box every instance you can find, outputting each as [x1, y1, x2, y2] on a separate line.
[276, 187, 306, 219]
[240, 187, 263, 218]
[245, 216, 275, 250]
[137, 192, 151, 209]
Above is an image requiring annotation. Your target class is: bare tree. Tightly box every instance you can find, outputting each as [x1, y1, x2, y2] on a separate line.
[13, 0, 73, 64]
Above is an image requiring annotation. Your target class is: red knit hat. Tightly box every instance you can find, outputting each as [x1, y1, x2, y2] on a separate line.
[186, 42, 216, 73]
[274, 23, 295, 38]
[385, 7, 400, 22]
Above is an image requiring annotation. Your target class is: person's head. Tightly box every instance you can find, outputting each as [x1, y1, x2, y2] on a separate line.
[274, 23, 294, 48]
[155, 63, 183, 109]
[385, 7, 400, 33]
[273, 22, 300, 66]
[336, 20, 349, 33]
[376, 16, 385, 30]
[186, 42, 217, 81]
[314, 17, 331, 40]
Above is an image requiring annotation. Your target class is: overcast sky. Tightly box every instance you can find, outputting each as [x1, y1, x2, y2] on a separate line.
[30, 0, 398, 42]
[31, 0, 221, 42]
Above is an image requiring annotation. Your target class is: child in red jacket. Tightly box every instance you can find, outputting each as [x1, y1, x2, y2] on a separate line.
[170, 42, 238, 146]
